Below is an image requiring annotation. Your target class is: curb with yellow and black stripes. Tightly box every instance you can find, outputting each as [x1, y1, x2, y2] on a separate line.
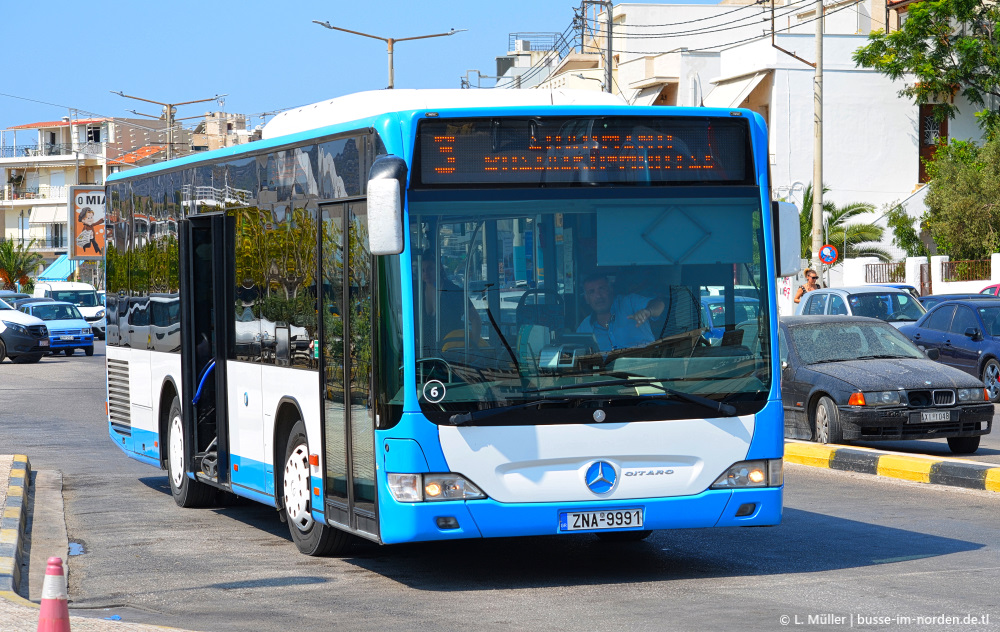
[785, 441, 1000, 492]
[0, 454, 35, 606]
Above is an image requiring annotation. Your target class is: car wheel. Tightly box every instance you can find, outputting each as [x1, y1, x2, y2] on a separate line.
[84, 346, 94, 357]
[947, 436, 980, 455]
[981, 359, 1000, 402]
[0, 338, 6, 363]
[812, 396, 844, 444]
[281, 419, 350, 556]
[13, 354, 42, 364]
[166, 396, 215, 508]
[63, 349, 73, 357]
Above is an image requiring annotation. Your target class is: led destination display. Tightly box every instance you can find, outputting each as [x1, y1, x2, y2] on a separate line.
[416, 116, 752, 186]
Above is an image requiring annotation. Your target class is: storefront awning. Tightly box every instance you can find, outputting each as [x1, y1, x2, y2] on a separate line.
[38, 255, 79, 282]
[703, 72, 768, 109]
[632, 85, 665, 106]
[28, 206, 64, 224]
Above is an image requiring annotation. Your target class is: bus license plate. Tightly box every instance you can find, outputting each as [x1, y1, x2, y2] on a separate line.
[921, 411, 951, 422]
[559, 508, 643, 531]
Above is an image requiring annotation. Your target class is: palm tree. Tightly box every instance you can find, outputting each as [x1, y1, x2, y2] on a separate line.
[798, 184, 892, 264]
[0, 239, 43, 290]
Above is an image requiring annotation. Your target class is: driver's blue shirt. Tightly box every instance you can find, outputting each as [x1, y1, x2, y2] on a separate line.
[577, 293, 659, 352]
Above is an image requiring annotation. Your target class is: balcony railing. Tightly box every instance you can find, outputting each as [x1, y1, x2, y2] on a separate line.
[1, 142, 104, 158]
[8, 237, 68, 250]
[0, 184, 69, 202]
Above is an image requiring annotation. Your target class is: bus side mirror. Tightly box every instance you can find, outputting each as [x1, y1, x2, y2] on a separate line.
[772, 201, 802, 278]
[367, 155, 407, 256]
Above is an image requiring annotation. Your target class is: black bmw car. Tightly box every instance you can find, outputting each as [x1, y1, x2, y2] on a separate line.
[780, 315, 993, 454]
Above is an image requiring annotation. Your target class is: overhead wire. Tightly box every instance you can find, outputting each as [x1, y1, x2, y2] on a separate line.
[579, 0, 811, 39]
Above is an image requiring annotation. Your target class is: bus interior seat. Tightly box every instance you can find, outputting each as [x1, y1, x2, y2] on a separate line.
[515, 289, 565, 331]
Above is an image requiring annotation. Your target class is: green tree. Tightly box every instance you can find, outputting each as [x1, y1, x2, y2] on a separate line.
[0, 239, 43, 290]
[852, 0, 1000, 138]
[798, 184, 891, 264]
[923, 138, 1000, 259]
[885, 204, 929, 258]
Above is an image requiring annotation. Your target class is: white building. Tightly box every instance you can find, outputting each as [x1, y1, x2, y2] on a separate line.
[494, 0, 987, 261]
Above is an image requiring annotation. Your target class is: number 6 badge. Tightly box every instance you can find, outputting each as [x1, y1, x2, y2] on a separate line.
[422, 380, 446, 403]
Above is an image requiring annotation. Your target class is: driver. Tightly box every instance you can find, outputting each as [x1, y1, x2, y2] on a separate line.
[576, 273, 665, 352]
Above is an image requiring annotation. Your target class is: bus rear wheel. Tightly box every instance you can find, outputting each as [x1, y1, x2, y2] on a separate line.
[166, 396, 215, 508]
[281, 420, 349, 556]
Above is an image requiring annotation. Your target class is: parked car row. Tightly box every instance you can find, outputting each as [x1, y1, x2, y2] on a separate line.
[0, 283, 103, 362]
[786, 281, 1000, 454]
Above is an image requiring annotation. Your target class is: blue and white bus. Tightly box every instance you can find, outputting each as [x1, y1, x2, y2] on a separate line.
[105, 89, 800, 555]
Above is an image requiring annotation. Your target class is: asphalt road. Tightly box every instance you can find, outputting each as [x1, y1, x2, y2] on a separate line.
[1, 343, 998, 631]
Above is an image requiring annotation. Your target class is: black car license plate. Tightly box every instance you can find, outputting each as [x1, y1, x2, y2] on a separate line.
[919, 410, 951, 423]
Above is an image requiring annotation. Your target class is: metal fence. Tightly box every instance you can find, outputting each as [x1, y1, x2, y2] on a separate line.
[941, 259, 991, 282]
[865, 262, 906, 284]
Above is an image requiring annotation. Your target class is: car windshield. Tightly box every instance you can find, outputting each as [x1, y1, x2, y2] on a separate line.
[789, 321, 925, 365]
[0, 298, 11, 310]
[32, 304, 83, 321]
[50, 290, 99, 307]
[408, 190, 771, 424]
[848, 292, 925, 322]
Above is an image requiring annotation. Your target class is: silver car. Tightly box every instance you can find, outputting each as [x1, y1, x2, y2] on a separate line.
[796, 286, 926, 328]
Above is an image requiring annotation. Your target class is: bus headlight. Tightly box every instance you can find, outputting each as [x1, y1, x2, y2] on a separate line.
[710, 459, 783, 489]
[387, 473, 487, 502]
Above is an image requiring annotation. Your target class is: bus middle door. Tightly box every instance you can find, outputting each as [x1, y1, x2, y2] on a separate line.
[179, 213, 233, 488]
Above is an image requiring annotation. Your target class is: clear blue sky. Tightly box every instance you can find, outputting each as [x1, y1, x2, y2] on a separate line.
[1, 0, 717, 139]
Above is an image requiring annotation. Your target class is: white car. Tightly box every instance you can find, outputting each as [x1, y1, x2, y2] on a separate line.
[33, 281, 106, 340]
[796, 286, 926, 328]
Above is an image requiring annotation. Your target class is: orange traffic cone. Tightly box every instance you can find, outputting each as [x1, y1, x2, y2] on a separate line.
[37, 556, 70, 632]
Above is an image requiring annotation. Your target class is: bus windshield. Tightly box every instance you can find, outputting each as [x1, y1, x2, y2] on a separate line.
[409, 191, 770, 424]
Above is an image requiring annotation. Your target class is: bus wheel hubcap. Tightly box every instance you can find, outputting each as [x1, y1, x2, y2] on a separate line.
[283, 443, 313, 531]
[169, 415, 184, 488]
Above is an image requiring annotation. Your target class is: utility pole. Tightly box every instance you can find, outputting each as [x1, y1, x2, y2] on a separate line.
[812, 0, 824, 275]
[580, 1, 614, 94]
[313, 21, 465, 89]
[110, 91, 226, 161]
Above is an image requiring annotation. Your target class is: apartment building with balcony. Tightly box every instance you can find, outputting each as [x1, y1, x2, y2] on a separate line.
[1, 112, 254, 279]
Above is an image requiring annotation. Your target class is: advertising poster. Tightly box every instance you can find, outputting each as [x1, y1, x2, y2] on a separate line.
[69, 186, 106, 260]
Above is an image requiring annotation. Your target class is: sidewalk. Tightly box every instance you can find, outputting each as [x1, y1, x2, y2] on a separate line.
[0, 454, 195, 632]
[785, 441, 1000, 491]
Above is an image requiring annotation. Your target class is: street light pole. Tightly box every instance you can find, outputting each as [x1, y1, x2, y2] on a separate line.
[312, 21, 465, 89]
[110, 91, 227, 161]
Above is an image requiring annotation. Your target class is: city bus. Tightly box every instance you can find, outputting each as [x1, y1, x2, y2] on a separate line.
[105, 89, 801, 555]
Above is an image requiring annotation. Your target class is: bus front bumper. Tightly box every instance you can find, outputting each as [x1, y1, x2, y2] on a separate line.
[377, 486, 782, 544]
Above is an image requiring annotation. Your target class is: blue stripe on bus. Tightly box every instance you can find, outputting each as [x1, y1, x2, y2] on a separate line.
[231, 484, 277, 507]
[231, 454, 268, 493]
[378, 487, 781, 544]
[744, 399, 785, 461]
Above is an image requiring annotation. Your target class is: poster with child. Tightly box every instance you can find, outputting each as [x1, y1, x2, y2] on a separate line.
[69, 186, 106, 260]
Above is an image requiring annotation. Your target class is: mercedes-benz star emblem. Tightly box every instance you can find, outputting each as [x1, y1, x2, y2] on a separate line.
[586, 461, 617, 494]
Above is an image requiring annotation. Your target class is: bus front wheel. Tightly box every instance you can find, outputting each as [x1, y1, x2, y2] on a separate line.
[281, 420, 350, 556]
[166, 396, 215, 508]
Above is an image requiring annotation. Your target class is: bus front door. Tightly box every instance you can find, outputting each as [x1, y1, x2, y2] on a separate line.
[179, 213, 233, 487]
[321, 201, 379, 538]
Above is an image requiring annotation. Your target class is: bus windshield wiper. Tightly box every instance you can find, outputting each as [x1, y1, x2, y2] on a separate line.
[527, 375, 737, 417]
[446, 398, 572, 426]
